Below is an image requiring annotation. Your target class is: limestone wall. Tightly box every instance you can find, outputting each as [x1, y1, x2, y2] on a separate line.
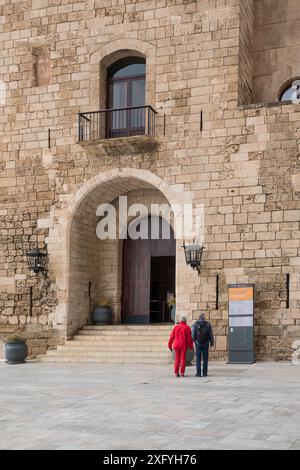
[0, 0, 299, 359]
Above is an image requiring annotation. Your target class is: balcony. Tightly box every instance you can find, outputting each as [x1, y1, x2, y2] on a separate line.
[78, 105, 158, 156]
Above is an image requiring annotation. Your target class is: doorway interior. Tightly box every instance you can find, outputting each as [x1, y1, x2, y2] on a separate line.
[150, 256, 175, 323]
[121, 216, 176, 324]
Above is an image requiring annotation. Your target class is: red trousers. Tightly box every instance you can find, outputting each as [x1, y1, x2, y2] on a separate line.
[174, 348, 187, 375]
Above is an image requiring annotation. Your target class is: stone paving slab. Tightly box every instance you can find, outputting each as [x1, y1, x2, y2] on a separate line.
[0, 362, 299, 450]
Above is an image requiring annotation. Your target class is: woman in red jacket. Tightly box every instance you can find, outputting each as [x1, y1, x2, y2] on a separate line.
[168, 315, 194, 377]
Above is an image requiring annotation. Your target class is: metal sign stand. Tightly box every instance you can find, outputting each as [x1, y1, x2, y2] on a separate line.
[228, 284, 255, 364]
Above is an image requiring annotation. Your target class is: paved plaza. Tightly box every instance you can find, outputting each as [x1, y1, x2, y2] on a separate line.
[0, 361, 299, 450]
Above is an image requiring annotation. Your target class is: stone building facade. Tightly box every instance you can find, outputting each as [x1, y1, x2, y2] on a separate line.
[1, 0, 300, 360]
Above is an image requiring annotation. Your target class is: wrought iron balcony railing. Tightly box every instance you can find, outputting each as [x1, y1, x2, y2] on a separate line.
[78, 105, 157, 142]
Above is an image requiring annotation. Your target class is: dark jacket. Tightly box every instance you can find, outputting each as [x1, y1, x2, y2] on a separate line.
[191, 320, 214, 347]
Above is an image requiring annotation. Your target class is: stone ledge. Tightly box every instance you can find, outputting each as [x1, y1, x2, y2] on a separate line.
[239, 100, 300, 110]
[256, 326, 300, 337]
[78, 135, 159, 156]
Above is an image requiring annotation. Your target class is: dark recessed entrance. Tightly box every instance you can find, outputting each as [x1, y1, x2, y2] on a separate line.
[121, 216, 175, 324]
[150, 256, 175, 323]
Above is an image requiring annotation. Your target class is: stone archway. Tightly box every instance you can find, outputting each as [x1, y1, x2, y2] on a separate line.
[47, 168, 193, 340]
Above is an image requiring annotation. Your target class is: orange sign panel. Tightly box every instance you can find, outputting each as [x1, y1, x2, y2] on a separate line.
[229, 286, 253, 301]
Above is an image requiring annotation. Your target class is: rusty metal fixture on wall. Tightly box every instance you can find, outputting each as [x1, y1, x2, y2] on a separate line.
[26, 246, 48, 276]
[182, 243, 204, 275]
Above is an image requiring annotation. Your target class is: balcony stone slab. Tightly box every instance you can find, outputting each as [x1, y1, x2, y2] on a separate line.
[78, 134, 159, 156]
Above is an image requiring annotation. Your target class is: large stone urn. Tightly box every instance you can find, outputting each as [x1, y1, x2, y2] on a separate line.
[5, 337, 28, 364]
[170, 305, 176, 323]
[172, 348, 195, 366]
[93, 305, 113, 325]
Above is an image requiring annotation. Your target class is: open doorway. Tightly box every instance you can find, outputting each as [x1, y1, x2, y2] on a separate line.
[150, 256, 175, 323]
[121, 216, 176, 324]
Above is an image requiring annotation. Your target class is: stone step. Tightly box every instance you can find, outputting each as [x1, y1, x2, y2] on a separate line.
[47, 350, 170, 358]
[40, 356, 172, 364]
[57, 344, 167, 352]
[74, 333, 169, 339]
[83, 325, 173, 331]
[77, 330, 171, 336]
[72, 336, 169, 343]
[38, 324, 175, 364]
[69, 338, 168, 348]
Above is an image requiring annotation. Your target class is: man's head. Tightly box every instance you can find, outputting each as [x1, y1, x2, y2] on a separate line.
[199, 313, 206, 321]
[180, 315, 187, 323]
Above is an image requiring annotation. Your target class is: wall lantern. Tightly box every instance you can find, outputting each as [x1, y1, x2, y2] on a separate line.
[182, 243, 204, 274]
[26, 247, 48, 275]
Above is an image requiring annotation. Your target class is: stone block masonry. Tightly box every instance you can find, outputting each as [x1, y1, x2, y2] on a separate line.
[0, 0, 300, 361]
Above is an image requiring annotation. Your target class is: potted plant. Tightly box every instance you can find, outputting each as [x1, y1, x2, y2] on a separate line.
[93, 297, 113, 325]
[5, 335, 28, 364]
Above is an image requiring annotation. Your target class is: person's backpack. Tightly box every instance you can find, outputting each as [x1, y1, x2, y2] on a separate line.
[195, 322, 210, 345]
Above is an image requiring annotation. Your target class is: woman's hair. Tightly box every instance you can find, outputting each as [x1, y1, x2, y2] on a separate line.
[180, 315, 187, 323]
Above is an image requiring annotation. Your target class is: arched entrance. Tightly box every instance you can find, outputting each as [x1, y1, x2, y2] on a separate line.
[47, 168, 196, 341]
[53, 168, 186, 338]
[122, 216, 175, 324]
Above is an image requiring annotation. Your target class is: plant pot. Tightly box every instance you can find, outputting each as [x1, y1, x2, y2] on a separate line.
[170, 306, 176, 323]
[93, 305, 113, 325]
[5, 341, 28, 364]
[172, 348, 195, 366]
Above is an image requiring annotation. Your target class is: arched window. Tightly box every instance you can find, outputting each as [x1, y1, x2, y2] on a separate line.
[279, 79, 300, 102]
[107, 57, 146, 138]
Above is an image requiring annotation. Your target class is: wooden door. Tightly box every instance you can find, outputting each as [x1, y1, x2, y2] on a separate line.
[122, 237, 151, 324]
[121, 217, 175, 324]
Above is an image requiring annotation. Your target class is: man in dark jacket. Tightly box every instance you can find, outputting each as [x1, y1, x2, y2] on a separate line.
[192, 313, 214, 377]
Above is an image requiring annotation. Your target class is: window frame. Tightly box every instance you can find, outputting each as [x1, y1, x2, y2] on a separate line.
[106, 57, 146, 138]
[278, 78, 300, 102]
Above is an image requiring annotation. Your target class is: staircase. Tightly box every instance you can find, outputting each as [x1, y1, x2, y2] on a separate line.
[39, 325, 173, 364]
